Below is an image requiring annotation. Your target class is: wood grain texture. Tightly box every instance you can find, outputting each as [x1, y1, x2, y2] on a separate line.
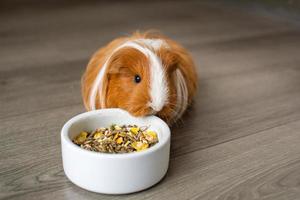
[1, 1, 300, 200]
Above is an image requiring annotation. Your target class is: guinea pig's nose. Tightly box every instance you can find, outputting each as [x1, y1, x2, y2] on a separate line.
[148, 102, 163, 114]
[148, 102, 162, 112]
[148, 108, 157, 115]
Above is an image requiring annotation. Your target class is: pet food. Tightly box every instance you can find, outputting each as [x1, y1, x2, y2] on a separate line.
[73, 124, 158, 153]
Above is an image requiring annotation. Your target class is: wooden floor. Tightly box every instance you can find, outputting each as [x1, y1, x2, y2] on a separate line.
[1, 1, 300, 199]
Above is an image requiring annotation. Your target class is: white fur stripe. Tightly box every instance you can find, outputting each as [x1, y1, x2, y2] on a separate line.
[173, 69, 188, 120]
[135, 39, 166, 50]
[147, 50, 169, 112]
[89, 39, 168, 111]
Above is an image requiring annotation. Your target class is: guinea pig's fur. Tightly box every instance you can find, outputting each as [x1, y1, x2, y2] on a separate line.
[81, 31, 198, 125]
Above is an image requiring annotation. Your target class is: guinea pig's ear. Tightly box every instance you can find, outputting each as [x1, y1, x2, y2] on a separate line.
[106, 52, 130, 76]
[163, 40, 198, 121]
[81, 37, 128, 110]
[168, 42, 198, 101]
[106, 60, 131, 75]
[106, 47, 145, 75]
[106, 60, 123, 75]
[159, 49, 178, 73]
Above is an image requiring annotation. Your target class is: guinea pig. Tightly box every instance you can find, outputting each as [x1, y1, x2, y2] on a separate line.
[81, 31, 198, 125]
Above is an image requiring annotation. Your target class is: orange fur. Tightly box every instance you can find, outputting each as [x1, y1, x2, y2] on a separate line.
[106, 47, 152, 116]
[81, 31, 198, 124]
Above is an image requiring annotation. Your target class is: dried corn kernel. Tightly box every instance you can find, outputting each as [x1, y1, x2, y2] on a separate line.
[93, 132, 103, 139]
[116, 137, 123, 144]
[130, 127, 139, 135]
[131, 141, 149, 151]
[74, 131, 88, 144]
[144, 130, 158, 141]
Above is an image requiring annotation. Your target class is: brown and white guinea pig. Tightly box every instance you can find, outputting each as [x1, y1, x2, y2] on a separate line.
[81, 31, 198, 125]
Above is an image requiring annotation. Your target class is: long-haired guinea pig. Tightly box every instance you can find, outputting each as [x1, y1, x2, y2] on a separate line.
[81, 31, 198, 124]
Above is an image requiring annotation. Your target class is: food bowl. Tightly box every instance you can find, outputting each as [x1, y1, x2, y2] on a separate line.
[61, 108, 171, 194]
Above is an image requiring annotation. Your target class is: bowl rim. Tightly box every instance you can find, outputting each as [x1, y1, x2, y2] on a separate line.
[61, 108, 171, 159]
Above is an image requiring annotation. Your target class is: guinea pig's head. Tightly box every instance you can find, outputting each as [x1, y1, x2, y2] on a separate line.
[83, 37, 197, 124]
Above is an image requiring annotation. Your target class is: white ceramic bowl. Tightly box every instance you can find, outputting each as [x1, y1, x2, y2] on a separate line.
[61, 108, 170, 194]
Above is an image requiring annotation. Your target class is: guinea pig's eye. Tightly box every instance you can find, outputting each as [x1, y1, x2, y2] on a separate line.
[134, 75, 141, 83]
